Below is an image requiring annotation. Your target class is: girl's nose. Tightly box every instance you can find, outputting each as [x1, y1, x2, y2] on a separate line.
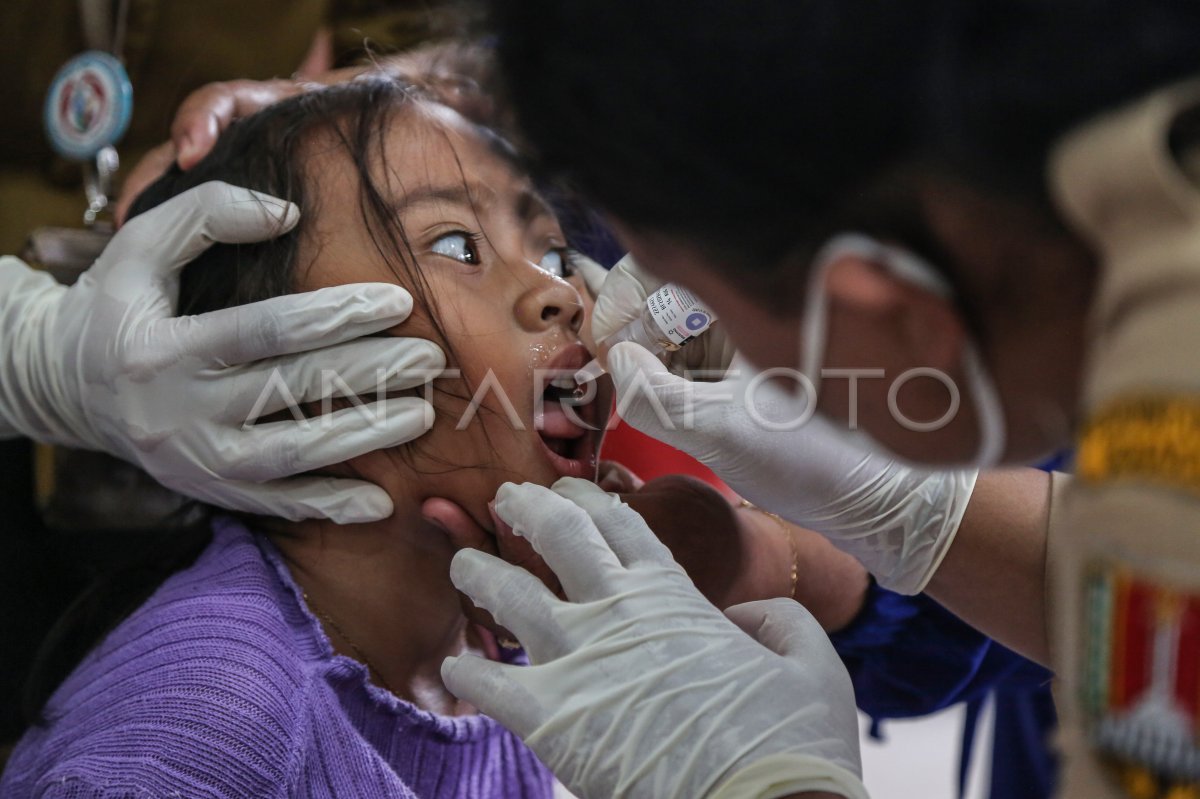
[515, 268, 584, 335]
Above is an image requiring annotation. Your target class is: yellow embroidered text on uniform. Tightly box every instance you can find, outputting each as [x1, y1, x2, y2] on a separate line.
[1078, 396, 1200, 494]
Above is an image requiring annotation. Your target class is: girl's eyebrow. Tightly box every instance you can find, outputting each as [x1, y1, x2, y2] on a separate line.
[398, 181, 498, 213]
[515, 188, 555, 224]
[398, 181, 555, 226]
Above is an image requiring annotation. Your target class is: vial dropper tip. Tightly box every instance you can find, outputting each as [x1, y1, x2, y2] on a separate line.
[574, 358, 607, 385]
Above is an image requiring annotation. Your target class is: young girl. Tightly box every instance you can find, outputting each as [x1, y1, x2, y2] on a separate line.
[3, 73, 859, 797]
[1, 76, 616, 799]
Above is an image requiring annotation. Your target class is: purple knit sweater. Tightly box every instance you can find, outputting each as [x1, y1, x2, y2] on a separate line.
[1, 517, 555, 798]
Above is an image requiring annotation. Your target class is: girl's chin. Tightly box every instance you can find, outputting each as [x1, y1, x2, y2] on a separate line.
[466, 619, 516, 662]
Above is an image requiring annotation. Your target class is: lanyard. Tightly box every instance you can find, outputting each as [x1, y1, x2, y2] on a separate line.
[79, 0, 131, 57]
[42, 0, 135, 225]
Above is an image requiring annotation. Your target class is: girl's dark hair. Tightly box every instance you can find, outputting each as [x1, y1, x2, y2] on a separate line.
[132, 77, 445, 320]
[490, 0, 1200, 296]
[24, 76, 483, 721]
[134, 76, 491, 470]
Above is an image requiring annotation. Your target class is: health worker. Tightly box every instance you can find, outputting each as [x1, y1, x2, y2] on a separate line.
[425, 2, 1200, 799]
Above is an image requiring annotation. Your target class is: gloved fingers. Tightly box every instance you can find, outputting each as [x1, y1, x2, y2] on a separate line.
[551, 477, 677, 569]
[170, 282, 428, 366]
[723, 598, 826, 659]
[441, 654, 544, 738]
[596, 459, 645, 492]
[728, 360, 819, 425]
[606, 341, 697, 436]
[591, 254, 658, 343]
[218, 397, 434, 481]
[675, 327, 739, 379]
[225, 337, 444, 416]
[194, 474, 394, 524]
[493, 481, 625, 602]
[449, 548, 566, 661]
[489, 501, 564, 597]
[111, 181, 298, 286]
[570, 251, 610, 299]
[172, 181, 300, 247]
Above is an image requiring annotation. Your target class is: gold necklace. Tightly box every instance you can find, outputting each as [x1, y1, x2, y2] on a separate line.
[302, 591, 395, 694]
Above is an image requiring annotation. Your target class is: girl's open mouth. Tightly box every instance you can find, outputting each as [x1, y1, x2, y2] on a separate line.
[535, 345, 609, 479]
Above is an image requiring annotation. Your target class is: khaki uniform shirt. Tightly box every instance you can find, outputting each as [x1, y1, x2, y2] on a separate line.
[1048, 80, 1200, 799]
[0, 0, 477, 254]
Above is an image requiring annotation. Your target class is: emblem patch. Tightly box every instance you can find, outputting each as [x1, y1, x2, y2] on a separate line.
[1083, 563, 1200, 797]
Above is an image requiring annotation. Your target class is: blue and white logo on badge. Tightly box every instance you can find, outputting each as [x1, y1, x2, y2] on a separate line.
[44, 51, 132, 161]
[686, 312, 710, 332]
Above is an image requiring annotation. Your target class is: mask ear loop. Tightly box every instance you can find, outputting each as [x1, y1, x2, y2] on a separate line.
[801, 234, 885, 388]
[885, 243, 1007, 466]
[960, 344, 1007, 466]
[804, 234, 1006, 465]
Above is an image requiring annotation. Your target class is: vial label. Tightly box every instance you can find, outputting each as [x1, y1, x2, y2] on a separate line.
[646, 284, 716, 348]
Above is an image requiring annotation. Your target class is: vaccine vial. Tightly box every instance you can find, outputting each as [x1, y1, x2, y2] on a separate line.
[576, 282, 718, 383]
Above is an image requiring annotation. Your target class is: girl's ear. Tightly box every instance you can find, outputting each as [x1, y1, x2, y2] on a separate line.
[421, 497, 492, 551]
[421, 496, 563, 595]
[824, 252, 966, 372]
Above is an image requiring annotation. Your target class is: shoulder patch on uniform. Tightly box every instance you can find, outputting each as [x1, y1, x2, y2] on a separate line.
[1079, 395, 1200, 498]
[1082, 560, 1200, 795]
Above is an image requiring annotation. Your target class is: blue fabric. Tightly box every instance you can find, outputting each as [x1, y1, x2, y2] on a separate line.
[831, 582, 1056, 798]
[830, 581, 1051, 721]
[987, 686, 1058, 799]
[958, 671, 1058, 799]
[832, 452, 1070, 799]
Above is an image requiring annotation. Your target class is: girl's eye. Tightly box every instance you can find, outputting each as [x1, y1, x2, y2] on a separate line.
[537, 248, 574, 278]
[431, 232, 479, 264]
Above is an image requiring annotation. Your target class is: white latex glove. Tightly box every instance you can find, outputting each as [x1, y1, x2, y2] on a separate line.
[442, 477, 868, 799]
[607, 342, 977, 594]
[592, 253, 737, 376]
[568, 250, 610, 299]
[0, 181, 445, 523]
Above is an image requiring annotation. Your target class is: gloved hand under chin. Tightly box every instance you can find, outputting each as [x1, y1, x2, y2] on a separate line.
[0, 180, 445, 524]
[605, 341, 977, 595]
[442, 477, 868, 799]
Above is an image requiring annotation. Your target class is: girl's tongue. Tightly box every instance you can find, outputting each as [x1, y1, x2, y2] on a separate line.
[539, 400, 586, 439]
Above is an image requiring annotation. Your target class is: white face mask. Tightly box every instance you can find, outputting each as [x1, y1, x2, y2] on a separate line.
[798, 233, 1007, 467]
